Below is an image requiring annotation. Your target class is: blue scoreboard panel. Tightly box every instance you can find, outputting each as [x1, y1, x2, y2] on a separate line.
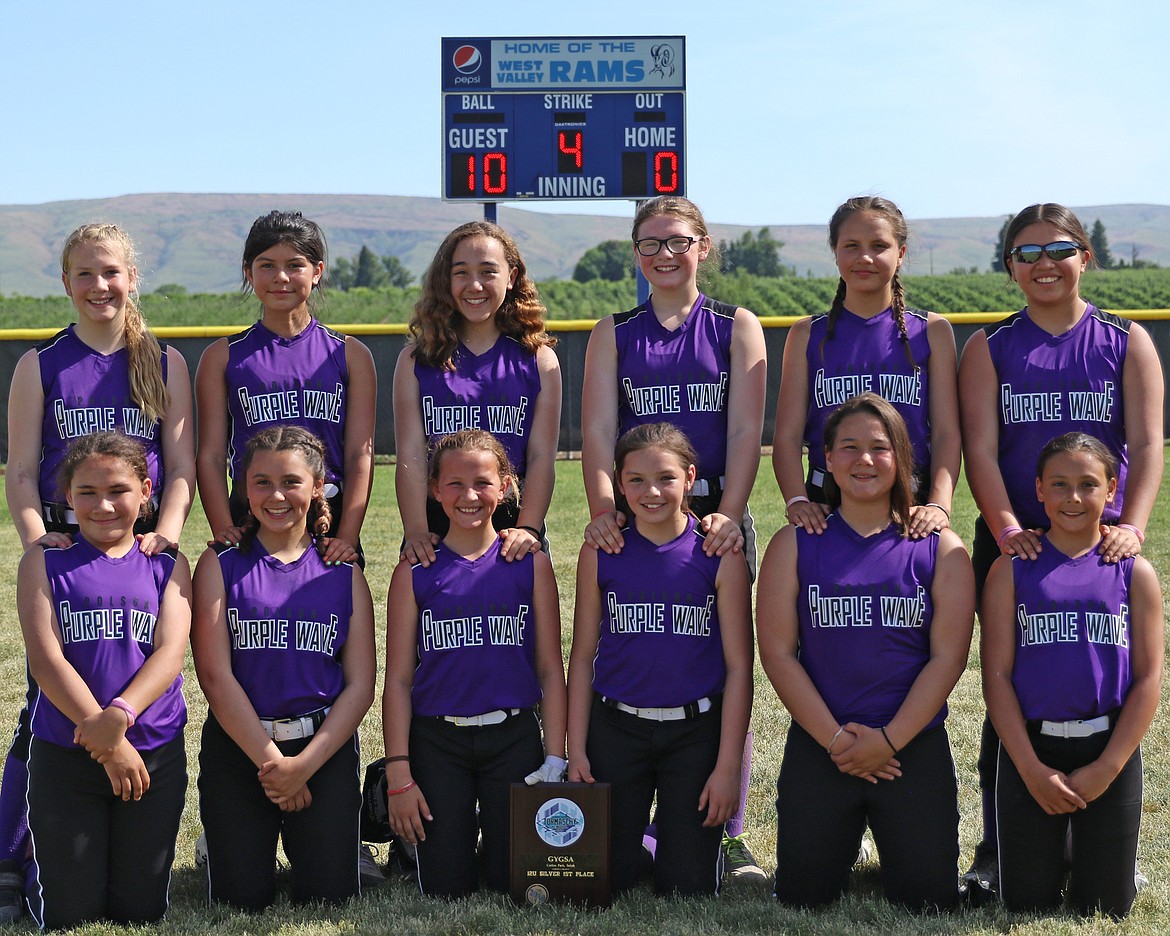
[442, 37, 686, 202]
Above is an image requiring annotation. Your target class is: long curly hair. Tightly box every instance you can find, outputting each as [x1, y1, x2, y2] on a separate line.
[821, 196, 915, 369]
[410, 222, 553, 370]
[61, 224, 170, 423]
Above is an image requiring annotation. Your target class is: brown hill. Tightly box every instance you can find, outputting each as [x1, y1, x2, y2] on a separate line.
[2, 194, 1168, 297]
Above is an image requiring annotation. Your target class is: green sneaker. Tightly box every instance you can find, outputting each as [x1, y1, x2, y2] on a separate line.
[722, 832, 766, 882]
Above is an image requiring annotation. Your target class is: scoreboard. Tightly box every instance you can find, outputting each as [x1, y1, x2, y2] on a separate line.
[441, 37, 686, 202]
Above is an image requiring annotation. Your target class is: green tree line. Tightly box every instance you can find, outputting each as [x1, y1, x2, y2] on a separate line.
[4, 268, 1170, 329]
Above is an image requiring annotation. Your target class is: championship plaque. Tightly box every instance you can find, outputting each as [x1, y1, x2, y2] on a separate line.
[510, 782, 611, 907]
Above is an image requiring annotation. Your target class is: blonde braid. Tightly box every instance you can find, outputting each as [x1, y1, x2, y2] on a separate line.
[124, 301, 170, 423]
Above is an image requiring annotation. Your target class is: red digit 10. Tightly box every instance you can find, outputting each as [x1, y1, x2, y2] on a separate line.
[654, 151, 679, 193]
[464, 153, 508, 195]
[558, 131, 583, 168]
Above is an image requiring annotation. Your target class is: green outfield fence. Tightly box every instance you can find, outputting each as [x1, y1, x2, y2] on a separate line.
[2, 311, 1168, 463]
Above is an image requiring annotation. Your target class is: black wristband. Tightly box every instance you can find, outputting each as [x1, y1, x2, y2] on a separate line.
[880, 726, 899, 755]
[517, 525, 542, 539]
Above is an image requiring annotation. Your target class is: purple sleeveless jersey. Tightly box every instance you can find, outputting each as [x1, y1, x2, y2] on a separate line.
[414, 335, 541, 474]
[32, 538, 186, 749]
[37, 326, 166, 504]
[986, 305, 1129, 529]
[410, 540, 541, 717]
[795, 516, 943, 729]
[1009, 542, 1134, 722]
[593, 516, 726, 708]
[215, 541, 352, 718]
[804, 308, 932, 479]
[614, 294, 735, 479]
[225, 319, 349, 488]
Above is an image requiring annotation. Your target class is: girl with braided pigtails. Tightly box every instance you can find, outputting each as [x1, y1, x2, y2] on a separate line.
[773, 196, 960, 541]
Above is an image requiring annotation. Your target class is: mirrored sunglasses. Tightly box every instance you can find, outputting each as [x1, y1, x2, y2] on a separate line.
[1008, 241, 1085, 264]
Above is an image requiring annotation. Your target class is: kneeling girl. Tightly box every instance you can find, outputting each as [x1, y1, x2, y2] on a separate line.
[20, 432, 189, 929]
[568, 423, 753, 895]
[382, 429, 566, 898]
[192, 426, 375, 910]
[757, 393, 973, 910]
[982, 432, 1162, 918]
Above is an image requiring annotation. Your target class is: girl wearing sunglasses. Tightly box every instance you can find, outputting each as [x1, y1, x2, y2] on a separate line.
[957, 202, 1164, 900]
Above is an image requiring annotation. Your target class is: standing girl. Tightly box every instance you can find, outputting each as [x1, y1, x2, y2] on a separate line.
[382, 429, 566, 898]
[192, 427, 375, 910]
[982, 433, 1162, 917]
[19, 431, 190, 929]
[568, 423, 753, 896]
[757, 394, 973, 910]
[958, 203, 1164, 895]
[773, 196, 960, 539]
[580, 196, 765, 877]
[196, 210, 376, 565]
[3, 223, 194, 919]
[582, 196, 767, 566]
[393, 221, 561, 567]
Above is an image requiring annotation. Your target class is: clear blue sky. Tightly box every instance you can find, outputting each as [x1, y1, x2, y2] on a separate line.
[4, 1, 1167, 226]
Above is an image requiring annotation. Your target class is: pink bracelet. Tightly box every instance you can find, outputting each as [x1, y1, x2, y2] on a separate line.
[386, 780, 416, 797]
[785, 494, 810, 510]
[996, 525, 1024, 550]
[108, 697, 137, 728]
[1117, 523, 1145, 544]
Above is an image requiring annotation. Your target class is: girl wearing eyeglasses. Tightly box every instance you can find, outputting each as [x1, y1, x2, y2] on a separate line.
[580, 196, 766, 881]
[772, 195, 961, 541]
[957, 202, 1164, 900]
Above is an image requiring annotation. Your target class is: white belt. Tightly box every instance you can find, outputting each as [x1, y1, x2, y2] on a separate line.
[606, 696, 714, 722]
[324, 482, 341, 499]
[809, 468, 827, 488]
[691, 476, 726, 498]
[260, 706, 330, 741]
[1039, 715, 1111, 738]
[443, 708, 520, 727]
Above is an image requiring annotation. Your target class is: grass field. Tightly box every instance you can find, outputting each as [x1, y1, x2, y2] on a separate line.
[0, 456, 1167, 935]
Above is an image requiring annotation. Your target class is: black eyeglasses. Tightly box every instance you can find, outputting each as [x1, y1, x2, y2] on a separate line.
[633, 235, 700, 257]
[1007, 241, 1085, 264]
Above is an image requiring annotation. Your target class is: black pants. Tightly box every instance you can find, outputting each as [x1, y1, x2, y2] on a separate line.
[587, 695, 724, 896]
[996, 729, 1141, 917]
[26, 734, 186, 929]
[197, 714, 361, 911]
[774, 722, 959, 911]
[409, 709, 543, 898]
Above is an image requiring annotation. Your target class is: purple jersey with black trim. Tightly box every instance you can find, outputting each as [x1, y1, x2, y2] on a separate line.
[225, 319, 349, 487]
[985, 305, 1129, 529]
[410, 540, 541, 717]
[36, 326, 166, 504]
[215, 541, 351, 718]
[32, 538, 186, 749]
[614, 294, 735, 478]
[413, 335, 541, 474]
[593, 516, 725, 708]
[804, 308, 932, 478]
[1009, 541, 1133, 722]
[795, 516, 942, 729]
